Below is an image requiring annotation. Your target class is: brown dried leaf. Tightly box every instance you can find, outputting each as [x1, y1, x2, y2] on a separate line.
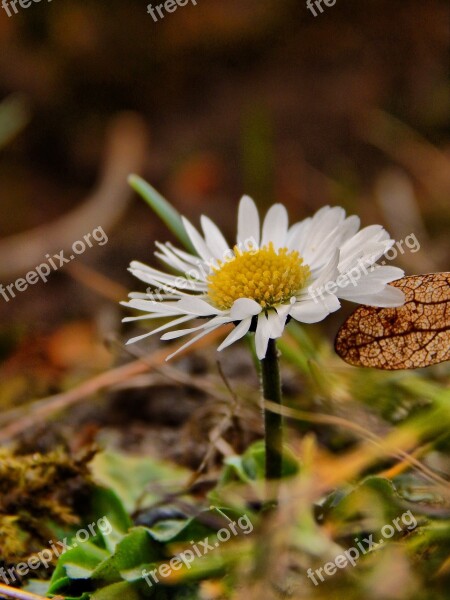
[335, 273, 450, 370]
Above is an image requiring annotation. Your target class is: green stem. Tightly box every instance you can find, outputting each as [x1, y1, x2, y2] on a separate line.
[261, 338, 283, 481]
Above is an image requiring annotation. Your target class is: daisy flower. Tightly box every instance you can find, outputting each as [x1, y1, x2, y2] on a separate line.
[122, 197, 405, 360]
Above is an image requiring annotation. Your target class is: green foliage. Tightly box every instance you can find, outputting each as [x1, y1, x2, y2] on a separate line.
[21, 329, 450, 599]
[219, 440, 299, 485]
[28, 452, 255, 598]
[90, 450, 190, 514]
[321, 476, 415, 537]
[128, 175, 195, 253]
[43, 499, 248, 598]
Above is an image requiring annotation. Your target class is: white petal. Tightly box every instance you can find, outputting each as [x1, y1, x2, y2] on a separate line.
[127, 291, 182, 301]
[302, 226, 342, 269]
[266, 310, 287, 339]
[201, 215, 229, 260]
[161, 316, 230, 340]
[123, 313, 180, 322]
[130, 267, 206, 292]
[122, 299, 185, 314]
[337, 266, 404, 299]
[255, 314, 271, 359]
[287, 210, 360, 272]
[237, 195, 260, 247]
[308, 249, 340, 291]
[129, 261, 206, 289]
[125, 315, 193, 345]
[341, 224, 387, 250]
[341, 286, 405, 307]
[324, 293, 341, 312]
[276, 303, 294, 320]
[338, 215, 361, 243]
[166, 243, 208, 267]
[290, 295, 340, 324]
[125, 331, 155, 345]
[230, 298, 261, 320]
[155, 242, 200, 274]
[339, 225, 391, 271]
[129, 271, 207, 297]
[217, 317, 252, 352]
[303, 216, 360, 270]
[155, 283, 206, 298]
[366, 265, 405, 282]
[301, 292, 340, 313]
[338, 240, 393, 274]
[165, 323, 226, 360]
[286, 218, 311, 251]
[176, 297, 222, 316]
[127, 292, 152, 299]
[261, 204, 289, 248]
[182, 217, 213, 262]
[299, 206, 345, 256]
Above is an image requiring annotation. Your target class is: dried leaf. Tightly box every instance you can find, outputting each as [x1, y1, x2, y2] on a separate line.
[335, 273, 450, 370]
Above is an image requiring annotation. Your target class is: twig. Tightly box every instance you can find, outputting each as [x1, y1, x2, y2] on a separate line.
[66, 262, 128, 302]
[0, 327, 230, 443]
[113, 334, 235, 403]
[0, 583, 59, 600]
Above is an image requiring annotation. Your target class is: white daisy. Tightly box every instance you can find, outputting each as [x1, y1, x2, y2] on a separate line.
[122, 197, 405, 360]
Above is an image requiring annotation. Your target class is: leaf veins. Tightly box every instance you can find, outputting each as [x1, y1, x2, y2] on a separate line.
[335, 273, 450, 370]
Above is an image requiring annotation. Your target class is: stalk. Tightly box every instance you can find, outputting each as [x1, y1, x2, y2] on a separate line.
[261, 338, 283, 482]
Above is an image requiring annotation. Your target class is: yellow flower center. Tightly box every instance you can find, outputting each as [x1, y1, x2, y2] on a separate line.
[207, 242, 310, 311]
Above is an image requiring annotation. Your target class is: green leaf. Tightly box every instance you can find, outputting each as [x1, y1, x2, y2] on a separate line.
[90, 580, 143, 600]
[320, 476, 411, 535]
[147, 517, 214, 544]
[220, 440, 299, 484]
[90, 450, 190, 514]
[147, 507, 237, 544]
[34, 582, 92, 600]
[48, 528, 163, 595]
[90, 527, 162, 583]
[48, 541, 110, 594]
[128, 175, 195, 253]
[89, 485, 133, 552]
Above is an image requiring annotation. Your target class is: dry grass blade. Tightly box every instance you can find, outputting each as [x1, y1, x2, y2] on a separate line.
[0, 112, 147, 278]
[0, 583, 58, 600]
[263, 400, 450, 492]
[0, 326, 231, 443]
[335, 273, 450, 370]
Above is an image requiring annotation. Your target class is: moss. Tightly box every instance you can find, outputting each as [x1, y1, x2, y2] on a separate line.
[0, 447, 94, 565]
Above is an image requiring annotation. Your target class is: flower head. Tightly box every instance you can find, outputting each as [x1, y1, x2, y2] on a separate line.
[122, 197, 405, 359]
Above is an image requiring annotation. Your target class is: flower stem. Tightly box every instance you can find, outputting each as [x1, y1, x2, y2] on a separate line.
[261, 338, 283, 481]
